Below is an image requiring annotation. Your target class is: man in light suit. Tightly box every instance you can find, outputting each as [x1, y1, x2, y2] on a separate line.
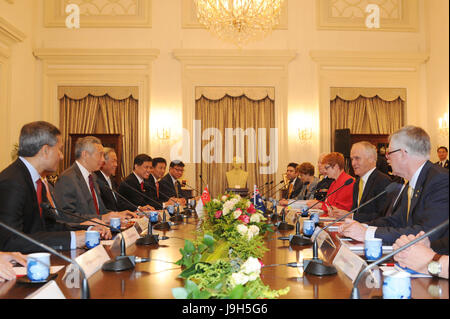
[329, 141, 394, 223]
[339, 126, 449, 245]
[54, 136, 137, 224]
[0, 122, 88, 253]
[436, 146, 449, 169]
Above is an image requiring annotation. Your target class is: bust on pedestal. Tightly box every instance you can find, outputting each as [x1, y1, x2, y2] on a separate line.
[225, 157, 249, 197]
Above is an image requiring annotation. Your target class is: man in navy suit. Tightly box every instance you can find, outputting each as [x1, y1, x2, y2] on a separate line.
[436, 146, 449, 169]
[329, 141, 393, 223]
[159, 160, 187, 206]
[117, 154, 157, 211]
[339, 126, 449, 245]
[95, 147, 123, 211]
[0, 122, 88, 253]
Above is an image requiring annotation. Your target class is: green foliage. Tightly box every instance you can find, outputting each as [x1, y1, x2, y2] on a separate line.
[175, 234, 216, 268]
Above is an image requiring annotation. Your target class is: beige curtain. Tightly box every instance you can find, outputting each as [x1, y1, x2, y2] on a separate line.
[195, 95, 275, 199]
[59, 93, 138, 177]
[59, 94, 100, 171]
[330, 95, 404, 149]
[98, 95, 139, 177]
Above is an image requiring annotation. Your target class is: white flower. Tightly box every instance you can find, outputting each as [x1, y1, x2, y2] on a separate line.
[213, 199, 220, 204]
[231, 272, 249, 286]
[234, 195, 242, 201]
[236, 224, 248, 236]
[250, 213, 261, 223]
[233, 209, 242, 219]
[221, 195, 228, 201]
[241, 257, 261, 276]
[248, 225, 260, 236]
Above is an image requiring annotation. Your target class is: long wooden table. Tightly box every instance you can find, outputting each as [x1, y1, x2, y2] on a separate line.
[0, 217, 448, 299]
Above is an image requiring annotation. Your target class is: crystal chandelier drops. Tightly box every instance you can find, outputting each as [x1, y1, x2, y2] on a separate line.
[195, 0, 284, 47]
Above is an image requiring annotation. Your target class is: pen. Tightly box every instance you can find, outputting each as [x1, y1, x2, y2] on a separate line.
[380, 263, 395, 267]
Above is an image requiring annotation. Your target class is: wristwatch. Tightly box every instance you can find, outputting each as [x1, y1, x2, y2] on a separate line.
[427, 253, 442, 276]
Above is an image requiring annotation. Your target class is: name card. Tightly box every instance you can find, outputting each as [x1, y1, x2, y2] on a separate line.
[332, 245, 367, 283]
[64, 244, 110, 279]
[25, 280, 66, 299]
[132, 217, 149, 235]
[111, 227, 141, 251]
[311, 228, 336, 249]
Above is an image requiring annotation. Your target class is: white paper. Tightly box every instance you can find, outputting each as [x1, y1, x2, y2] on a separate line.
[25, 280, 66, 299]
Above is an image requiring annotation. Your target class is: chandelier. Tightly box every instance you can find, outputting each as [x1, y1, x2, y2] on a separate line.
[195, 0, 284, 47]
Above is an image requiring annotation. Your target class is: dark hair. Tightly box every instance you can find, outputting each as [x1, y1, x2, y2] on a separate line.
[170, 160, 185, 168]
[18, 121, 61, 157]
[297, 162, 315, 176]
[152, 157, 167, 167]
[287, 162, 298, 169]
[438, 146, 448, 152]
[74, 136, 102, 159]
[134, 154, 152, 167]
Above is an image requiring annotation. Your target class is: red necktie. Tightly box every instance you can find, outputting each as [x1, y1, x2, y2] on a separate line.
[140, 181, 144, 191]
[36, 179, 43, 217]
[88, 174, 100, 215]
[156, 181, 159, 198]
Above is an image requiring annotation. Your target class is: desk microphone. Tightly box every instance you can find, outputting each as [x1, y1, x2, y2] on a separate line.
[41, 202, 148, 272]
[303, 182, 399, 276]
[278, 214, 312, 246]
[261, 180, 284, 199]
[351, 219, 449, 299]
[0, 220, 90, 299]
[108, 189, 160, 246]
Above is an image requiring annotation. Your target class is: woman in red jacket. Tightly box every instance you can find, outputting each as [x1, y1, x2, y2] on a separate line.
[307, 152, 354, 215]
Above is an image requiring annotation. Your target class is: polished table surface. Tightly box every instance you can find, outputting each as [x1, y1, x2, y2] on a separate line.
[0, 217, 448, 299]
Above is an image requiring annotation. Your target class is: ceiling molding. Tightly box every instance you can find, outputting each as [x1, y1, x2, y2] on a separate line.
[0, 16, 26, 47]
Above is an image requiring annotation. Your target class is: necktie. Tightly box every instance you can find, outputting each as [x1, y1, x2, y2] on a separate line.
[288, 182, 293, 198]
[88, 174, 100, 215]
[156, 180, 160, 198]
[358, 178, 364, 205]
[42, 178, 56, 209]
[406, 185, 414, 222]
[175, 181, 180, 198]
[36, 179, 43, 217]
[140, 181, 144, 191]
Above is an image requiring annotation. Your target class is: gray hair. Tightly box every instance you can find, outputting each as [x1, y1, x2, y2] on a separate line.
[103, 147, 116, 161]
[352, 141, 377, 162]
[18, 121, 60, 157]
[389, 126, 431, 159]
[74, 136, 102, 159]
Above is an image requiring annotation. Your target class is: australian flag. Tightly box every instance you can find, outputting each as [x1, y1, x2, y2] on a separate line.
[251, 185, 266, 213]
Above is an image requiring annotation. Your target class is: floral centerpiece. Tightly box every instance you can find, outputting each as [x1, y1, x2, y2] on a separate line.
[173, 193, 289, 299]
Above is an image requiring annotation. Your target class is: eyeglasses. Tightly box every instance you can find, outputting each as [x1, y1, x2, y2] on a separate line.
[324, 165, 332, 170]
[386, 148, 402, 158]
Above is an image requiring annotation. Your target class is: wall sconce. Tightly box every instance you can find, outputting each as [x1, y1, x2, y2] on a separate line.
[438, 112, 449, 136]
[298, 127, 312, 143]
[156, 128, 171, 140]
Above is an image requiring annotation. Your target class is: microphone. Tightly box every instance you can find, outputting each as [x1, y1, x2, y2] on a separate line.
[261, 179, 284, 199]
[302, 178, 354, 216]
[351, 219, 449, 299]
[41, 202, 147, 272]
[108, 189, 160, 246]
[278, 214, 312, 246]
[303, 182, 399, 276]
[0, 220, 90, 299]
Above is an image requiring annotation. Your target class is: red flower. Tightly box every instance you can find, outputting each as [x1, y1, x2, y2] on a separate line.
[238, 214, 250, 224]
[246, 204, 256, 215]
[258, 259, 264, 268]
[215, 210, 223, 218]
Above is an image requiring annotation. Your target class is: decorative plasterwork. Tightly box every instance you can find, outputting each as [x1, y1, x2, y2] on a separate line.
[0, 16, 26, 47]
[310, 50, 429, 153]
[181, 0, 289, 30]
[33, 48, 160, 153]
[44, 0, 152, 28]
[317, 0, 419, 32]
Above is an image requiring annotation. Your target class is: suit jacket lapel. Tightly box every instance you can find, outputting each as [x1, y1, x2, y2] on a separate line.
[408, 161, 431, 219]
[73, 163, 96, 209]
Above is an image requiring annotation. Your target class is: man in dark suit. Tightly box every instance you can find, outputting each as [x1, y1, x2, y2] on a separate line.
[0, 122, 87, 253]
[281, 163, 302, 202]
[436, 146, 449, 169]
[95, 147, 123, 211]
[330, 142, 393, 223]
[159, 160, 187, 206]
[117, 154, 158, 211]
[146, 157, 177, 210]
[54, 136, 137, 224]
[340, 126, 449, 245]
